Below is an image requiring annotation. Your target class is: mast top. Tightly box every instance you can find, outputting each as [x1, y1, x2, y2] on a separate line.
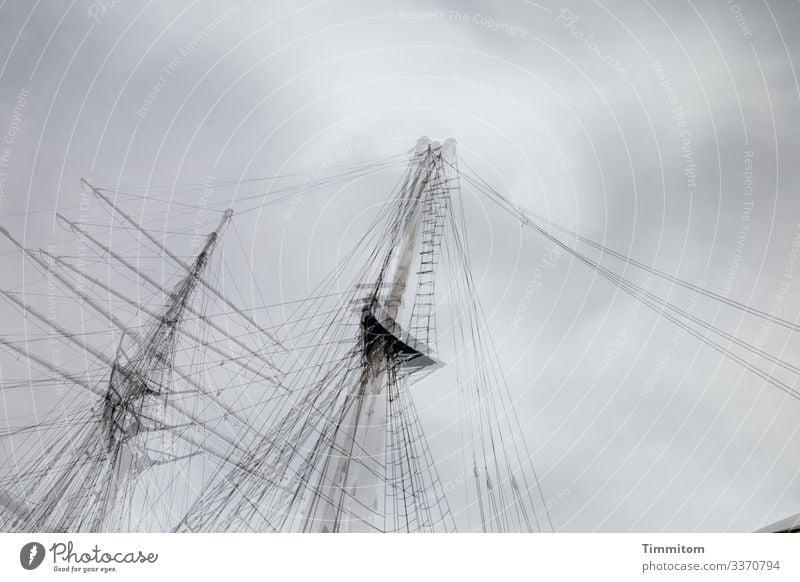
[409, 136, 457, 162]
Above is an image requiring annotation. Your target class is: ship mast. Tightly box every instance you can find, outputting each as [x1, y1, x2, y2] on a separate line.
[1, 211, 234, 532]
[302, 138, 456, 532]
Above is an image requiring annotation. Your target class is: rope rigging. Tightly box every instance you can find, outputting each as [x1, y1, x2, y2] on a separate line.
[458, 161, 800, 402]
[3, 139, 788, 533]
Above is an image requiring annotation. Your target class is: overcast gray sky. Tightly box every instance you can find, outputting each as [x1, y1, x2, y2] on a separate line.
[2, 0, 800, 532]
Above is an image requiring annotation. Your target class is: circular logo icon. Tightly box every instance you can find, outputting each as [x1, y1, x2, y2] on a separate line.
[20, 542, 45, 570]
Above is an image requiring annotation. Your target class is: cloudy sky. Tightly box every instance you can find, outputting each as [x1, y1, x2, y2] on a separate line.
[1, 0, 800, 532]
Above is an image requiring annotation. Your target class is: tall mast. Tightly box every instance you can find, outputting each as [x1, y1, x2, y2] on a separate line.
[302, 138, 456, 532]
[86, 209, 233, 531]
[3, 210, 235, 532]
[81, 180, 285, 351]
